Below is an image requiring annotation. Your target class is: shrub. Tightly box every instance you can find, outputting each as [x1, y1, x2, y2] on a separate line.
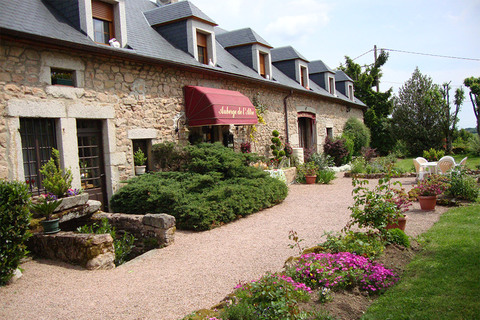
[133, 148, 146, 166]
[240, 141, 251, 153]
[221, 273, 311, 320]
[392, 140, 409, 158]
[0, 180, 32, 286]
[422, 148, 445, 162]
[342, 134, 355, 163]
[350, 157, 367, 174]
[39, 148, 73, 197]
[467, 135, 480, 156]
[385, 228, 410, 248]
[270, 130, 286, 168]
[317, 231, 385, 259]
[309, 152, 334, 170]
[316, 169, 336, 184]
[343, 117, 371, 156]
[152, 142, 186, 171]
[323, 137, 350, 166]
[111, 144, 288, 230]
[361, 147, 377, 162]
[446, 171, 479, 201]
[77, 218, 135, 266]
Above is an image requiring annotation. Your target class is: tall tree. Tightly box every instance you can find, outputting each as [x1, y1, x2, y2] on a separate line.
[392, 67, 444, 156]
[440, 82, 465, 153]
[464, 77, 480, 136]
[339, 51, 394, 155]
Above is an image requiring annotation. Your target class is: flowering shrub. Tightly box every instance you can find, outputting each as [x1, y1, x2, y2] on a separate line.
[413, 174, 450, 196]
[317, 231, 385, 259]
[286, 252, 398, 294]
[240, 142, 251, 153]
[323, 136, 350, 166]
[66, 188, 82, 197]
[222, 273, 311, 319]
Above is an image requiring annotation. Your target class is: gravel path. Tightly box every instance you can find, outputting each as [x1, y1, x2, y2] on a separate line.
[0, 174, 448, 320]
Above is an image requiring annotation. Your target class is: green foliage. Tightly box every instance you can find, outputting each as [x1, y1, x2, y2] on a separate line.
[316, 169, 336, 184]
[339, 52, 395, 155]
[446, 170, 479, 201]
[392, 67, 445, 155]
[308, 152, 334, 170]
[221, 273, 311, 320]
[467, 134, 480, 156]
[384, 228, 410, 248]
[270, 130, 286, 168]
[422, 148, 445, 162]
[77, 218, 135, 266]
[391, 139, 409, 158]
[152, 142, 187, 171]
[343, 117, 371, 156]
[31, 197, 62, 220]
[0, 180, 32, 286]
[350, 157, 367, 174]
[39, 148, 73, 197]
[464, 76, 480, 136]
[342, 134, 354, 163]
[133, 148, 146, 166]
[317, 231, 385, 259]
[111, 144, 288, 230]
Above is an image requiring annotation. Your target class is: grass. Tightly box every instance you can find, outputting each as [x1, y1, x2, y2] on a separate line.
[362, 204, 480, 320]
[394, 154, 480, 172]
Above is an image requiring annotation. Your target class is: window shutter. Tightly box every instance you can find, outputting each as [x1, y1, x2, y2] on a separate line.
[92, 0, 114, 21]
[197, 32, 207, 47]
[259, 53, 266, 77]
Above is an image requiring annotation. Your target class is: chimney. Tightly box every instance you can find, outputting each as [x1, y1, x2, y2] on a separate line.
[157, 0, 179, 5]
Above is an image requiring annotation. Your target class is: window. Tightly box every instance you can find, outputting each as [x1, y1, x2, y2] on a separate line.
[326, 127, 333, 139]
[328, 77, 335, 95]
[19, 118, 57, 195]
[196, 32, 208, 64]
[259, 52, 267, 78]
[348, 84, 354, 101]
[300, 66, 307, 87]
[51, 68, 75, 87]
[92, 0, 114, 44]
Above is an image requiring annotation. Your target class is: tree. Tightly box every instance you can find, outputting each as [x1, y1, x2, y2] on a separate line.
[339, 51, 394, 155]
[391, 67, 444, 156]
[464, 77, 480, 136]
[440, 82, 465, 153]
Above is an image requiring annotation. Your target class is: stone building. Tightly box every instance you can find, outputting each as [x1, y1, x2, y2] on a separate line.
[0, 0, 366, 209]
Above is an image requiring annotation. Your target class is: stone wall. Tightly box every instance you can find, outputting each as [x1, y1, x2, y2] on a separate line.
[0, 39, 364, 201]
[93, 212, 176, 256]
[28, 232, 115, 270]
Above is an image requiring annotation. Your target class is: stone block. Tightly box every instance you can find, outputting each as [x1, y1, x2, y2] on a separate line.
[55, 193, 89, 212]
[143, 213, 176, 229]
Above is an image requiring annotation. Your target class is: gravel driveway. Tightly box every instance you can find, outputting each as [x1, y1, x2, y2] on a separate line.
[0, 174, 447, 320]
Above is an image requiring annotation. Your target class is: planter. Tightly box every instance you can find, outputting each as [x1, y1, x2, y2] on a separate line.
[135, 165, 146, 175]
[418, 195, 437, 211]
[386, 215, 407, 231]
[305, 175, 317, 184]
[41, 218, 60, 234]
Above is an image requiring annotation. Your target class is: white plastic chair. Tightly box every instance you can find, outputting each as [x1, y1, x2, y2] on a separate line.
[458, 156, 468, 167]
[437, 156, 456, 174]
[413, 158, 428, 181]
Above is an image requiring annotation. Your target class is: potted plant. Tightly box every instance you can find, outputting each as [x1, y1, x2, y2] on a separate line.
[412, 175, 450, 210]
[300, 161, 319, 184]
[134, 148, 147, 175]
[386, 188, 412, 231]
[31, 195, 63, 234]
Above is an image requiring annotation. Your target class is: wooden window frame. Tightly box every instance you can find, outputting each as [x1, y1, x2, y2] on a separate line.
[348, 84, 354, 101]
[300, 66, 308, 88]
[92, 0, 115, 45]
[196, 32, 208, 65]
[328, 77, 335, 95]
[259, 52, 267, 78]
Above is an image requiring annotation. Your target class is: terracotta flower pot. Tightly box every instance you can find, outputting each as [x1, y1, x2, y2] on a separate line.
[386, 215, 407, 231]
[305, 175, 317, 184]
[418, 195, 437, 211]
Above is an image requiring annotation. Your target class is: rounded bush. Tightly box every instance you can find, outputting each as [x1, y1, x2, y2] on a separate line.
[0, 180, 32, 286]
[343, 117, 371, 156]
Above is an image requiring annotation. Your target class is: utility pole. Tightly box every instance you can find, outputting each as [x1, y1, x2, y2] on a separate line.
[374, 45, 379, 92]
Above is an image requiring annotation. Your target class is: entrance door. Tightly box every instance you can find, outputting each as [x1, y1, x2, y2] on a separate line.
[298, 116, 317, 153]
[77, 120, 107, 210]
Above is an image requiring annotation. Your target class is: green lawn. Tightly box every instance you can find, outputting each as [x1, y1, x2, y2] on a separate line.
[394, 154, 480, 172]
[362, 204, 480, 320]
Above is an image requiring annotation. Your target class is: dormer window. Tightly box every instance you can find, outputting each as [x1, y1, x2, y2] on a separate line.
[300, 66, 308, 88]
[328, 77, 335, 95]
[196, 31, 208, 64]
[348, 84, 354, 101]
[259, 52, 267, 78]
[92, 0, 114, 44]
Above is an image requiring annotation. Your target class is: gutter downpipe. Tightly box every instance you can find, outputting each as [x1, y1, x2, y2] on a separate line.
[283, 90, 293, 143]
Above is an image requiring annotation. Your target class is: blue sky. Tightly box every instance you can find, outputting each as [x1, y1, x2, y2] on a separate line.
[187, 0, 480, 129]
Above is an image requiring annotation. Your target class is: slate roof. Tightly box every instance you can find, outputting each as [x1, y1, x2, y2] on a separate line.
[0, 0, 365, 108]
[144, 1, 217, 26]
[309, 60, 335, 74]
[216, 28, 272, 49]
[334, 70, 354, 82]
[271, 46, 309, 63]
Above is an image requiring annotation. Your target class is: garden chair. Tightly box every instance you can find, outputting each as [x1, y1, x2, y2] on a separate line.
[413, 158, 428, 181]
[436, 156, 456, 174]
[458, 156, 468, 168]
[416, 157, 428, 164]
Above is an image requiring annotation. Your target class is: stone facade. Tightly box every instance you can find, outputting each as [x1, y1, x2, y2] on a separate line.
[28, 232, 115, 270]
[0, 38, 364, 207]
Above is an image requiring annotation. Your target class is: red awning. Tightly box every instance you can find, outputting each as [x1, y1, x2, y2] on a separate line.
[184, 86, 258, 127]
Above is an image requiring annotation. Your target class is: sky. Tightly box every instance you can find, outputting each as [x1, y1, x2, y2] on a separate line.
[182, 0, 480, 129]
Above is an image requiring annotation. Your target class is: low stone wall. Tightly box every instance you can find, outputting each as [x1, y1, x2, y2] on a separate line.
[283, 167, 297, 184]
[29, 232, 115, 270]
[344, 172, 416, 179]
[93, 212, 176, 256]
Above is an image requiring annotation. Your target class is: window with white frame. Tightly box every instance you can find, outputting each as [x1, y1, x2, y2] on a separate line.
[348, 84, 354, 101]
[328, 76, 335, 95]
[300, 66, 308, 88]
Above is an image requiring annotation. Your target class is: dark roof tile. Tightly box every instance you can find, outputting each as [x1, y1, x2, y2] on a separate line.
[144, 1, 216, 26]
[216, 28, 271, 48]
[271, 46, 309, 62]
